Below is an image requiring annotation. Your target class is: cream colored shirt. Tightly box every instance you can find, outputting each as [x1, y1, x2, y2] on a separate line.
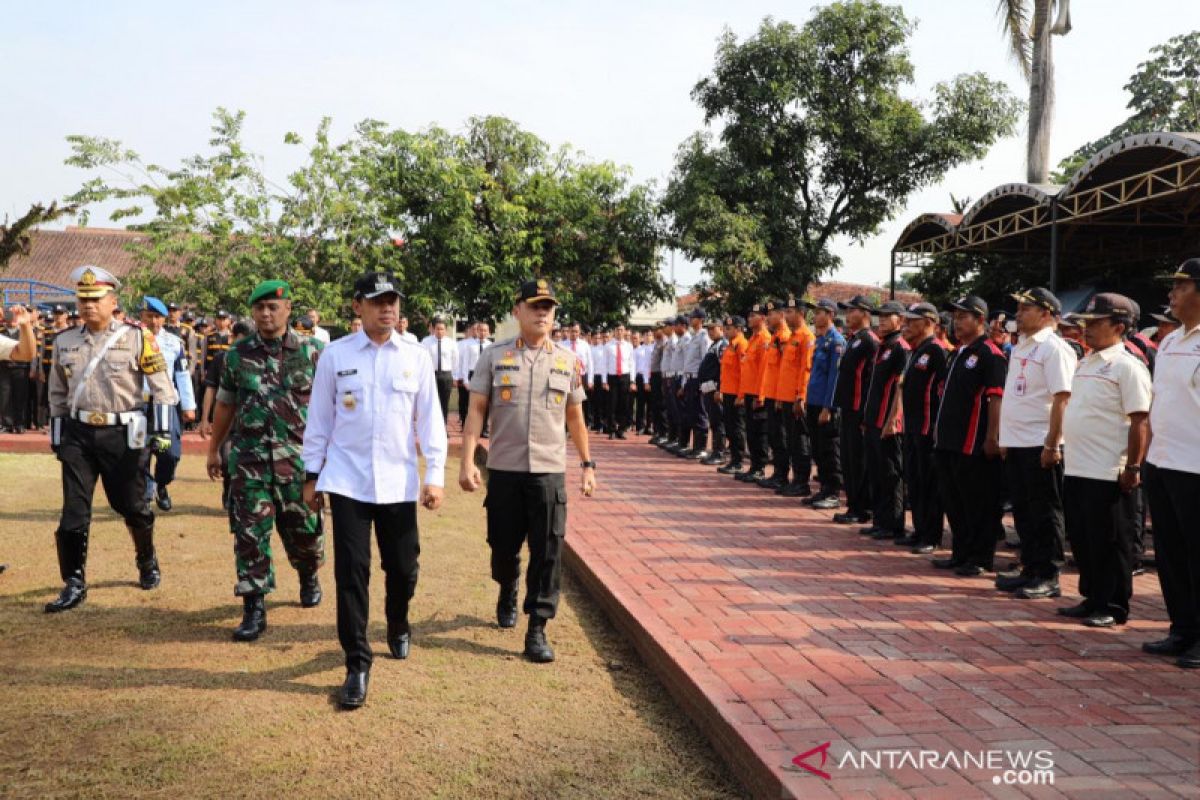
[998, 326, 1077, 448]
[1147, 323, 1200, 474]
[1062, 343, 1151, 481]
[470, 336, 586, 473]
[49, 320, 179, 416]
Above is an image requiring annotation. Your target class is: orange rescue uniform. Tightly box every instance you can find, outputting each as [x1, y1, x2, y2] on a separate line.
[777, 320, 815, 403]
[740, 327, 772, 400]
[721, 332, 748, 396]
[758, 323, 791, 402]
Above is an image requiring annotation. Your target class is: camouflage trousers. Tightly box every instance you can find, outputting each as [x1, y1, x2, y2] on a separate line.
[229, 472, 324, 596]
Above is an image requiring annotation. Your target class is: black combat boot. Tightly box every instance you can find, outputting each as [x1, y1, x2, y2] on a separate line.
[127, 523, 160, 590]
[299, 570, 322, 608]
[496, 581, 519, 628]
[524, 618, 555, 663]
[233, 595, 267, 641]
[45, 529, 88, 613]
[387, 617, 412, 660]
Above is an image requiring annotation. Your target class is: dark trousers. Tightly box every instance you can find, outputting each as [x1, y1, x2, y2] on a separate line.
[764, 399, 788, 477]
[703, 391, 724, 453]
[57, 420, 153, 535]
[36, 370, 51, 427]
[663, 377, 680, 439]
[681, 378, 708, 446]
[634, 375, 649, 431]
[784, 404, 812, 484]
[936, 450, 1003, 569]
[485, 470, 566, 621]
[650, 373, 665, 435]
[329, 494, 419, 672]
[142, 405, 183, 497]
[1144, 464, 1200, 641]
[434, 371, 452, 423]
[903, 434, 942, 546]
[606, 374, 632, 433]
[1005, 447, 1066, 578]
[1063, 476, 1136, 621]
[745, 394, 769, 470]
[840, 410, 871, 516]
[593, 381, 609, 430]
[0, 364, 31, 429]
[808, 405, 842, 494]
[865, 427, 904, 532]
[457, 383, 471, 426]
[722, 393, 746, 464]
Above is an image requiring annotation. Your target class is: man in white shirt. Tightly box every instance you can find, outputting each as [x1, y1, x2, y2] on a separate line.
[564, 323, 593, 428]
[456, 321, 492, 434]
[395, 315, 419, 344]
[1142, 258, 1200, 668]
[302, 271, 448, 709]
[996, 288, 1077, 599]
[633, 331, 653, 434]
[305, 308, 332, 344]
[421, 317, 457, 423]
[603, 324, 635, 438]
[0, 305, 36, 363]
[1058, 293, 1152, 629]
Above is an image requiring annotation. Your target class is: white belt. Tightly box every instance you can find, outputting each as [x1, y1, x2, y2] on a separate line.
[684, 372, 698, 379]
[73, 409, 143, 427]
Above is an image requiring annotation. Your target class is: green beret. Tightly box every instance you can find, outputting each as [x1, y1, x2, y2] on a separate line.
[248, 280, 292, 305]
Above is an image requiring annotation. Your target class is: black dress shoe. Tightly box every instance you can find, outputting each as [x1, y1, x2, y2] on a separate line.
[812, 495, 841, 510]
[995, 568, 1034, 592]
[932, 557, 963, 569]
[299, 572, 322, 607]
[834, 511, 870, 524]
[233, 595, 267, 641]
[1142, 635, 1194, 656]
[44, 580, 87, 613]
[496, 582, 519, 628]
[1084, 613, 1118, 628]
[1057, 602, 1093, 618]
[137, 557, 161, 591]
[1016, 579, 1061, 599]
[757, 476, 785, 490]
[701, 453, 725, 466]
[340, 670, 369, 709]
[1177, 643, 1200, 669]
[649, 436, 665, 446]
[388, 622, 412, 659]
[688, 449, 710, 461]
[910, 544, 935, 555]
[615, 431, 627, 440]
[780, 482, 812, 498]
[155, 487, 172, 511]
[524, 622, 555, 663]
[894, 535, 918, 546]
[717, 462, 742, 474]
[954, 564, 985, 577]
[871, 528, 898, 540]
[736, 469, 765, 483]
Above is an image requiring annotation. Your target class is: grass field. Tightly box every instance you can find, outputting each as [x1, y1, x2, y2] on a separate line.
[0, 453, 741, 799]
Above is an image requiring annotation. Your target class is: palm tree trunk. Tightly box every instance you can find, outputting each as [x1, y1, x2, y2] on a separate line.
[1026, 0, 1055, 183]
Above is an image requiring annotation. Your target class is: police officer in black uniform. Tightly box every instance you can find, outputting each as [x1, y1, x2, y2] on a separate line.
[832, 296, 878, 524]
[860, 301, 909, 540]
[898, 303, 949, 554]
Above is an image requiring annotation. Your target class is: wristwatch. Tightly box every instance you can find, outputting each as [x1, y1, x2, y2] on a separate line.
[580, 460, 597, 470]
[1123, 464, 1141, 473]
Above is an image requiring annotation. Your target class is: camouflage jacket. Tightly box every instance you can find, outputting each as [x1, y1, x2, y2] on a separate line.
[217, 330, 322, 471]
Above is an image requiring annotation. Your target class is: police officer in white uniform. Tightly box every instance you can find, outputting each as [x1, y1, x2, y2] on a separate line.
[302, 271, 448, 708]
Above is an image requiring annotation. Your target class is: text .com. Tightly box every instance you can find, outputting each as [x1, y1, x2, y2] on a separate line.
[792, 743, 1055, 786]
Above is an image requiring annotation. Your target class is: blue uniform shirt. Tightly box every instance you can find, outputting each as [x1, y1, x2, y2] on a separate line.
[807, 327, 846, 409]
[145, 328, 197, 413]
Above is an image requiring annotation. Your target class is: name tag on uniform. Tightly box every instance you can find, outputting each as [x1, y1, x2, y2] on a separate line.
[337, 369, 358, 376]
[493, 364, 521, 372]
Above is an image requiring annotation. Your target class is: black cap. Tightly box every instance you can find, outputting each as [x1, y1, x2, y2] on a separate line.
[747, 302, 767, 317]
[938, 311, 952, 328]
[296, 316, 314, 330]
[807, 298, 837, 313]
[764, 298, 786, 312]
[838, 295, 874, 312]
[728, 315, 746, 327]
[1010, 287, 1062, 314]
[51, 304, 66, 314]
[782, 295, 804, 310]
[517, 278, 558, 305]
[166, 301, 180, 311]
[902, 302, 939, 321]
[988, 310, 1009, 324]
[354, 271, 404, 300]
[215, 309, 230, 318]
[1069, 292, 1138, 323]
[67, 309, 80, 319]
[1163, 257, 1200, 283]
[673, 315, 687, 325]
[946, 295, 988, 317]
[1151, 306, 1180, 324]
[872, 300, 907, 316]
[688, 307, 706, 320]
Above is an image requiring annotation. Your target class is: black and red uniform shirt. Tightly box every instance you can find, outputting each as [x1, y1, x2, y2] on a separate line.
[901, 336, 949, 438]
[934, 335, 1007, 455]
[833, 327, 879, 414]
[863, 330, 910, 430]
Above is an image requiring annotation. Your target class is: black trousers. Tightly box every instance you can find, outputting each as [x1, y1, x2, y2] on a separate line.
[485, 470, 566, 621]
[865, 427, 904, 532]
[457, 383, 471, 426]
[0, 363, 31, 429]
[784, 404, 812, 484]
[650, 373, 665, 435]
[745, 394, 769, 470]
[903, 433, 942, 546]
[36, 370, 51, 427]
[329, 494, 420, 672]
[606, 374, 632, 433]
[1063, 476, 1136, 621]
[702, 391, 724, 454]
[57, 420, 153, 535]
[839, 410, 871, 516]
[722, 393, 746, 464]
[808, 405, 842, 494]
[434, 371, 452, 423]
[633, 375, 647, 431]
[663, 377, 680, 440]
[1144, 464, 1200, 641]
[764, 399, 788, 477]
[681, 378, 708, 435]
[936, 450, 1003, 569]
[1004, 447, 1066, 578]
[593, 381, 609, 430]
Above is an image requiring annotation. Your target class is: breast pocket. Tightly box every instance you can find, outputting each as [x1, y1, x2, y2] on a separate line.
[104, 349, 133, 373]
[493, 370, 522, 405]
[336, 375, 365, 416]
[546, 373, 571, 409]
[390, 375, 419, 405]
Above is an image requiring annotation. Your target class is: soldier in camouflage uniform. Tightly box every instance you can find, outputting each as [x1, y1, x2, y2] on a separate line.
[205, 280, 325, 642]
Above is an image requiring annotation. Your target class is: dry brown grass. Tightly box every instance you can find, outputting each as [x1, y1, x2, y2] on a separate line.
[0, 453, 742, 799]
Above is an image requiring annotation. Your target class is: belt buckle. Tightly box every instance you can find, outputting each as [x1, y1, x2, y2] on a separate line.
[87, 412, 107, 426]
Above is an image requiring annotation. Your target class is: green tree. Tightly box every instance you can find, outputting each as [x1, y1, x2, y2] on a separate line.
[662, 3, 1022, 313]
[1, 201, 79, 271]
[1054, 31, 1200, 181]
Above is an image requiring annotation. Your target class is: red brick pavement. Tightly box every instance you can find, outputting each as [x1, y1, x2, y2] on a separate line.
[564, 434, 1200, 800]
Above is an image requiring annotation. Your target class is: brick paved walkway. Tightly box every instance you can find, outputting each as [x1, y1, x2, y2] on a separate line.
[564, 435, 1200, 800]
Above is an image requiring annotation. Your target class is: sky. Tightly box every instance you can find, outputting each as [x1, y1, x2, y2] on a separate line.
[4, 0, 1198, 292]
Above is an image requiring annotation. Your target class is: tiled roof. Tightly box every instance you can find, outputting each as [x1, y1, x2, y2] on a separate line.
[677, 281, 921, 310]
[3, 227, 148, 289]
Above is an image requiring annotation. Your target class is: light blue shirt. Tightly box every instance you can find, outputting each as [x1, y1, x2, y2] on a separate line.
[146, 328, 196, 412]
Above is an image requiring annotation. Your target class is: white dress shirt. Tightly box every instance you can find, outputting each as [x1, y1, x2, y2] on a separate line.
[397, 330, 419, 344]
[603, 339, 635, 377]
[421, 334, 457, 373]
[634, 343, 653, 382]
[0, 333, 18, 361]
[311, 325, 331, 344]
[457, 336, 491, 379]
[1147, 323, 1200, 473]
[998, 326, 1077, 448]
[1063, 343, 1152, 481]
[302, 330, 447, 504]
[565, 337, 592, 385]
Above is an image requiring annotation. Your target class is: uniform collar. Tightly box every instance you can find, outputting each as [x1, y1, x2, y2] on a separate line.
[516, 337, 554, 353]
[1018, 325, 1055, 346]
[1090, 342, 1126, 362]
[354, 329, 401, 350]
